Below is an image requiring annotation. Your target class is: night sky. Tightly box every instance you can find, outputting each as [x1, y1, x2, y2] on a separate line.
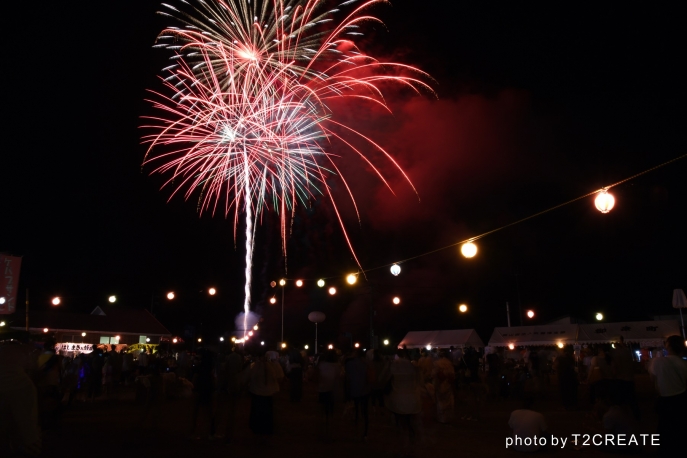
[3, 1, 685, 347]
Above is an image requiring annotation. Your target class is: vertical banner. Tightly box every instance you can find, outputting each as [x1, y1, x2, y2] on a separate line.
[0, 254, 22, 314]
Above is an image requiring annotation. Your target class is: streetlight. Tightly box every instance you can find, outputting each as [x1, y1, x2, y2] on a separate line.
[166, 292, 175, 300]
[392, 296, 401, 305]
[458, 304, 468, 313]
[108, 295, 117, 303]
[596, 312, 604, 321]
[51, 297, 61, 306]
[346, 274, 357, 285]
[527, 310, 535, 319]
[460, 241, 478, 258]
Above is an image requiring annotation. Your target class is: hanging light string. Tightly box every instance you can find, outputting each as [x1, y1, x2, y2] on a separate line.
[281, 152, 687, 281]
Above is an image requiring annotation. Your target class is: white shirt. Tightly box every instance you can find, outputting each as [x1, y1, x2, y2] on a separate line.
[649, 355, 687, 397]
[508, 409, 547, 452]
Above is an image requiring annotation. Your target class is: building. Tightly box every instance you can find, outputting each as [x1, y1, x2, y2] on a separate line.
[12, 306, 171, 353]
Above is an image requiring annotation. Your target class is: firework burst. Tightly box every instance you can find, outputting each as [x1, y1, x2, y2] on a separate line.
[142, 0, 433, 334]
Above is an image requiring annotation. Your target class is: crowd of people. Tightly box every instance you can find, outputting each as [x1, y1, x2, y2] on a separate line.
[1, 332, 685, 457]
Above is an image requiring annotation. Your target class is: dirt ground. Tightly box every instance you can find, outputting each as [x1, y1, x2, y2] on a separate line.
[39, 374, 661, 458]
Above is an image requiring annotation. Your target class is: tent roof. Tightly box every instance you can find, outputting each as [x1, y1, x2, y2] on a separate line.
[577, 320, 680, 346]
[399, 329, 484, 349]
[488, 324, 579, 347]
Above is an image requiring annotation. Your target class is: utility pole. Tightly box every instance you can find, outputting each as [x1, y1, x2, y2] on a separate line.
[25, 288, 29, 332]
[506, 301, 511, 327]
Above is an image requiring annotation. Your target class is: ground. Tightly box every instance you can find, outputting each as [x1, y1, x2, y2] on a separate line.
[40, 374, 661, 458]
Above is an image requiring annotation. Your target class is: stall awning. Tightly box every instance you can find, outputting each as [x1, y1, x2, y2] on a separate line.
[399, 329, 484, 349]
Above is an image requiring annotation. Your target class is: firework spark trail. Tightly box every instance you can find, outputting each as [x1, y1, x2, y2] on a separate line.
[143, 0, 434, 333]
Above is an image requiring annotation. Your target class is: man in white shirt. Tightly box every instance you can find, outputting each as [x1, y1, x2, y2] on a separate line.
[648, 335, 687, 458]
[508, 397, 547, 452]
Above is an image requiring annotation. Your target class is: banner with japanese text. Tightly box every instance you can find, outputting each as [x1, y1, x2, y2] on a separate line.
[0, 254, 22, 314]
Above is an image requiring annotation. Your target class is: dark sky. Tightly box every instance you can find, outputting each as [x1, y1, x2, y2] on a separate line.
[2, 1, 685, 348]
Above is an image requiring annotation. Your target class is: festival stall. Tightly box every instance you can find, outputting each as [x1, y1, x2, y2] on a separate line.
[577, 320, 680, 347]
[398, 329, 484, 350]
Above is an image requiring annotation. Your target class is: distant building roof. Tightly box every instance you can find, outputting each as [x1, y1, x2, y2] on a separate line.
[12, 307, 171, 336]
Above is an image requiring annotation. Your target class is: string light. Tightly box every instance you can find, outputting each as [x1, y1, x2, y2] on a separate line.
[279, 279, 286, 286]
[460, 242, 477, 258]
[346, 274, 357, 285]
[390, 264, 401, 276]
[594, 189, 615, 213]
[328, 287, 337, 295]
[317, 279, 325, 287]
[296, 279, 303, 287]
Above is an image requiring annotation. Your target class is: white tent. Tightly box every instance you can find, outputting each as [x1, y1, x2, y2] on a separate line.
[488, 324, 579, 347]
[577, 320, 680, 347]
[398, 329, 484, 349]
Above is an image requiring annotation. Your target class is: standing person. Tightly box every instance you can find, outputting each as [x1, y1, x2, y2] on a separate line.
[432, 351, 455, 423]
[222, 346, 244, 444]
[345, 349, 371, 440]
[191, 349, 217, 439]
[369, 350, 389, 415]
[287, 349, 303, 402]
[554, 346, 578, 410]
[317, 350, 342, 434]
[587, 347, 612, 405]
[137, 349, 149, 375]
[35, 337, 62, 427]
[648, 335, 687, 458]
[611, 336, 639, 419]
[246, 351, 284, 437]
[387, 348, 422, 457]
[0, 340, 42, 457]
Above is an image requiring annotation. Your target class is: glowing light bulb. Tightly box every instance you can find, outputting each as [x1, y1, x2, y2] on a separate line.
[81, 332, 86, 337]
[557, 342, 564, 349]
[270, 297, 277, 304]
[167, 292, 175, 300]
[458, 304, 468, 313]
[595, 190, 615, 213]
[354, 343, 360, 348]
[317, 279, 325, 287]
[527, 310, 535, 319]
[392, 297, 401, 305]
[328, 344, 333, 350]
[281, 342, 286, 349]
[296, 279, 303, 287]
[346, 274, 357, 285]
[0, 297, 5, 305]
[173, 338, 178, 343]
[390, 264, 401, 276]
[260, 341, 264, 346]
[43, 328, 49, 333]
[508, 344, 515, 350]
[596, 312, 604, 321]
[220, 337, 224, 342]
[304, 345, 309, 350]
[146, 338, 150, 342]
[208, 287, 217, 296]
[51, 297, 61, 306]
[328, 287, 337, 295]
[461, 242, 477, 258]
[253, 325, 258, 331]
[279, 279, 286, 286]
[231, 337, 236, 342]
[108, 295, 117, 303]
[248, 331, 253, 337]
[426, 345, 432, 351]
[383, 339, 389, 346]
